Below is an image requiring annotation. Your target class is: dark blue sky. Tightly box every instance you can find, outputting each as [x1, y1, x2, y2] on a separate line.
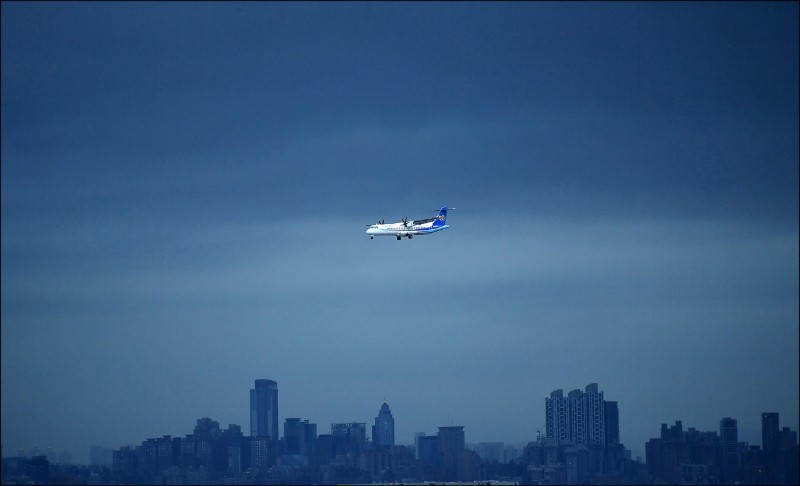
[2, 2, 798, 463]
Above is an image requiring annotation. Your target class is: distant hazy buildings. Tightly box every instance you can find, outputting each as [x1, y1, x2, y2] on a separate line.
[433, 425, 480, 482]
[645, 420, 722, 484]
[249, 379, 278, 462]
[416, 433, 439, 469]
[24, 456, 49, 484]
[282, 418, 316, 462]
[545, 383, 608, 447]
[761, 412, 800, 484]
[90, 445, 113, 466]
[45, 377, 792, 485]
[719, 416, 738, 483]
[762, 412, 780, 466]
[331, 422, 366, 456]
[604, 401, 619, 445]
[371, 401, 395, 448]
[438, 425, 465, 481]
[546, 389, 570, 444]
[645, 415, 799, 485]
[536, 383, 632, 484]
[475, 441, 505, 463]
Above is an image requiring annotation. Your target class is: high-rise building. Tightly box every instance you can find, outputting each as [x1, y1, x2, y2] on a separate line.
[584, 383, 605, 446]
[778, 427, 799, 484]
[315, 434, 334, 465]
[222, 424, 244, 475]
[545, 389, 571, 444]
[331, 423, 366, 455]
[438, 426, 465, 481]
[604, 401, 620, 446]
[372, 401, 395, 448]
[417, 435, 439, 465]
[414, 432, 427, 460]
[569, 389, 586, 445]
[250, 379, 278, 465]
[249, 437, 271, 469]
[546, 384, 606, 447]
[250, 380, 278, 439]
[283, 418, 316, 458]
[646, 421, 687, 484]
[284, 418, 303, 455]
[720, 417, 739, 483]
[761, 412, 780, 465]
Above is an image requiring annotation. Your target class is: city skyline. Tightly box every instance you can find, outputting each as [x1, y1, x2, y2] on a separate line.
[4, 379, 798, 483]
[7, 378, 798, 485]
[2, 2, 797, 467]
[3, 377, 795, 465]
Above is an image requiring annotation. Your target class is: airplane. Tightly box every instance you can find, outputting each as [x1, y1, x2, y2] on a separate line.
[366, 206, 455, 240]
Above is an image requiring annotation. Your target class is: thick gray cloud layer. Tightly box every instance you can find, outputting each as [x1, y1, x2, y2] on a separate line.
[2, 2, 798, 462]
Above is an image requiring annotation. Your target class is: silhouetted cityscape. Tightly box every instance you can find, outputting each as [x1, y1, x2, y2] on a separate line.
[2, 380, 798, 485]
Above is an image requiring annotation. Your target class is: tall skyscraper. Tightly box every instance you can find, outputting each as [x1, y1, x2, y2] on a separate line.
[569, 389, 585, 445]
[546, 383, 606, 447]
[604, 401, 620, 446]
[372, 401, 395, 448]
[417, 434, 439, 464]
[545, 389, 571, 443]
[584, 383, 605, 446]
[250, 380, 278, 442]
[438, 426, 465, 481]
[720, 417, 739, 483]
[762, 412, 780, 464]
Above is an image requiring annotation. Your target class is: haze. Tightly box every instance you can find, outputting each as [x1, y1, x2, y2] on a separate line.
[2, 2, 798, 464]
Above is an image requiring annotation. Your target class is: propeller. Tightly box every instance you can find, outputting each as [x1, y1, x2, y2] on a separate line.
[402, 217, 411, 227]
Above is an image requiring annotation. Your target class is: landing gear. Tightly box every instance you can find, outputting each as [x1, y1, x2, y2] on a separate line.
[407, 234, 413, 239]
[370, 236, 374, 240]
[396, 236, 401, 240]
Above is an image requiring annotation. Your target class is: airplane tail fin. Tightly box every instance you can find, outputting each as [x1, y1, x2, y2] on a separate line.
[432, 206, 453, 227]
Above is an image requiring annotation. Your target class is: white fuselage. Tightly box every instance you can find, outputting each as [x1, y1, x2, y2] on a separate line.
[365, 220, 449, 238]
